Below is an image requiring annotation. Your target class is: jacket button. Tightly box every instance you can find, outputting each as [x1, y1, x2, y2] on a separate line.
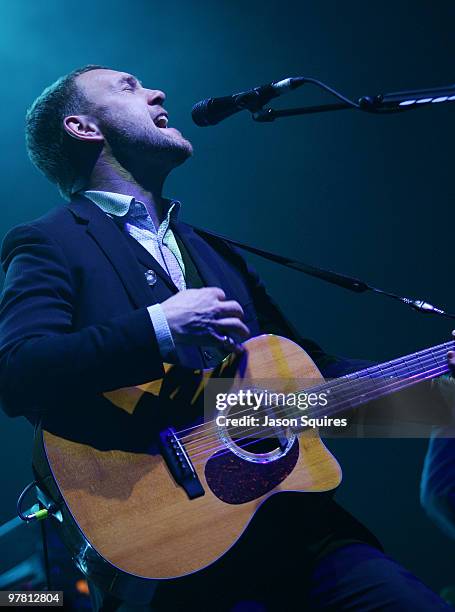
[145, 270, 157, 286]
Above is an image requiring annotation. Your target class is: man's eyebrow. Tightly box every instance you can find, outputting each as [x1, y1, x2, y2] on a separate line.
[116, 75, 142, 88]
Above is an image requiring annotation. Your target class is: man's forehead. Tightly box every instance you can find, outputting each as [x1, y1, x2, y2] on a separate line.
[76, 68, 139, 91]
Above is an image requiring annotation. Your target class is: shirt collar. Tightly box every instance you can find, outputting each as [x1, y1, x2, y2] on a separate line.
[81, 190, 181, 226]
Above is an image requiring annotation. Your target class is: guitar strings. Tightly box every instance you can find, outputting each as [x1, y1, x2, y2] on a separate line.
[179, 340, 454, 443]
[186, 358, 449, 460]
[178, 341, 453, 452]
[187, 359, 449, 461]
[180, 346, 453, 461]
[192, 363, 450, 466]
[191, 364, 450, 467]
[180, 343, 453, 456]
[188, 362, 450, 466]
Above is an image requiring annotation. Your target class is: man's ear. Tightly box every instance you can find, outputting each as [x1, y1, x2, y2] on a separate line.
[63, 115, 104, 142]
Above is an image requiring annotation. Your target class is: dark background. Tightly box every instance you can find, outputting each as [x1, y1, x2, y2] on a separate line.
[1, 0, 454, 596]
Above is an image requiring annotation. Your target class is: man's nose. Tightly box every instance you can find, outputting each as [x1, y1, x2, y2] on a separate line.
[146, 89, 166, 106]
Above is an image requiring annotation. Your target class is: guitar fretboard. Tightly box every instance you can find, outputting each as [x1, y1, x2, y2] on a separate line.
[291, 340, 454, 420]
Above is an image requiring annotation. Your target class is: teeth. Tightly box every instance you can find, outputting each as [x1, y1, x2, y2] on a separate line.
[155, 114, 168, 128]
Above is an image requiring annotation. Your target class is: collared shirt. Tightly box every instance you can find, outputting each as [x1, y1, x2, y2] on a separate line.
[83, 190, 186, 290]
[82, 190, 182, 360]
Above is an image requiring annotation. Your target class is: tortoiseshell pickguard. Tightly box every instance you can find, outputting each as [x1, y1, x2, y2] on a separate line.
[204, 439, 299, 504]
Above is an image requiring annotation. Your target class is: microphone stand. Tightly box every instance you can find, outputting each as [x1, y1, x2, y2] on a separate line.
[195, 77, 455, 320]
[254, 102, 352, 121]
[252, 79, 455, 122]
[232, 77, 455, 321]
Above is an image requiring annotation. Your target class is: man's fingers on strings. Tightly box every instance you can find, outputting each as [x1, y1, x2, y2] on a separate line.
[211, 332, 245, 355]
[214, 318, 250, 341]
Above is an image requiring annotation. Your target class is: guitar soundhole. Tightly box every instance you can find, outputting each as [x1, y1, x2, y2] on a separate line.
[231, 436, 279, 454]
[204, 438, 299, 504]
[225, 414, 284, 454]
[215, 399, 297, 463]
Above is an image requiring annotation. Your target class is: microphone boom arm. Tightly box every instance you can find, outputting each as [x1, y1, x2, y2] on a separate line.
[252, 79, 455, 121]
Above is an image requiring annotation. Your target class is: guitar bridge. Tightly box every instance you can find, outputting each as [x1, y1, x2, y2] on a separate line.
[159, 428, 205, 500]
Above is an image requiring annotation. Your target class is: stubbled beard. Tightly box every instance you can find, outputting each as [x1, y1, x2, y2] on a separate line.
[98, 114, 192, 176]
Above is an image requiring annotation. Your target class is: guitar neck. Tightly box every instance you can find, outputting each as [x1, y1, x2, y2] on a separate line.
[303, 340, 455, 418]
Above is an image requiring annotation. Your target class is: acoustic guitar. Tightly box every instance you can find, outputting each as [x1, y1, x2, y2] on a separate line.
[32, 334, 453, 595]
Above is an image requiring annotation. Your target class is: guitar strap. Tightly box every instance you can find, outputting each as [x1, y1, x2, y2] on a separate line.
[191, 225, 369, 294]
[191, 226, 455, 320]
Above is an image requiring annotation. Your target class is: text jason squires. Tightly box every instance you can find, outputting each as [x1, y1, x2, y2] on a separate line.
[214, 389, 348, 429]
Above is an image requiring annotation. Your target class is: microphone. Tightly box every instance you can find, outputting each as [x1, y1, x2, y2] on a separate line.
[191, 77, 306, 126]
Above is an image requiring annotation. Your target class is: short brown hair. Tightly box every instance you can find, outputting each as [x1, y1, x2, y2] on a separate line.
[25, 65, 105, 199]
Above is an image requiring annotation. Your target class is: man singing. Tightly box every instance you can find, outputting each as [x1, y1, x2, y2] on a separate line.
[0, 65, 450, 610]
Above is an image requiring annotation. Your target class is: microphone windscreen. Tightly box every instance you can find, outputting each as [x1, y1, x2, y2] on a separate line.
[191, 99, 212, 127]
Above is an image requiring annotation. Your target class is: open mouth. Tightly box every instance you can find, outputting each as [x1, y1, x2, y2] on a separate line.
[154, 113, 169, 128]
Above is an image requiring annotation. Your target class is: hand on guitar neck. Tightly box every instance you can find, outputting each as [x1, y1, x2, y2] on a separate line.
[433, 330, 455, 421]
[446, 331, 455, 373]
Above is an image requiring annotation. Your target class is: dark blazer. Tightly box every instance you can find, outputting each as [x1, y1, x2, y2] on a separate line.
[0, 195, 383, 557]
[0, 195, 330, 433]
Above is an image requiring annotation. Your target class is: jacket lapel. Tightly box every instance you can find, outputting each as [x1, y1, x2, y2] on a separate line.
[67, 197, 240, 308]
[67, 196, 165, 308]
[122, 232, 178, 293]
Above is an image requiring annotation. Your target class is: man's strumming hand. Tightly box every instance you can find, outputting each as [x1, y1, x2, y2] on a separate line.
[160, 287, 249, 353]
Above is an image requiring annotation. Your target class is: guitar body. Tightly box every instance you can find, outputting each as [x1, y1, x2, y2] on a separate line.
[33, 335, 342, 589]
